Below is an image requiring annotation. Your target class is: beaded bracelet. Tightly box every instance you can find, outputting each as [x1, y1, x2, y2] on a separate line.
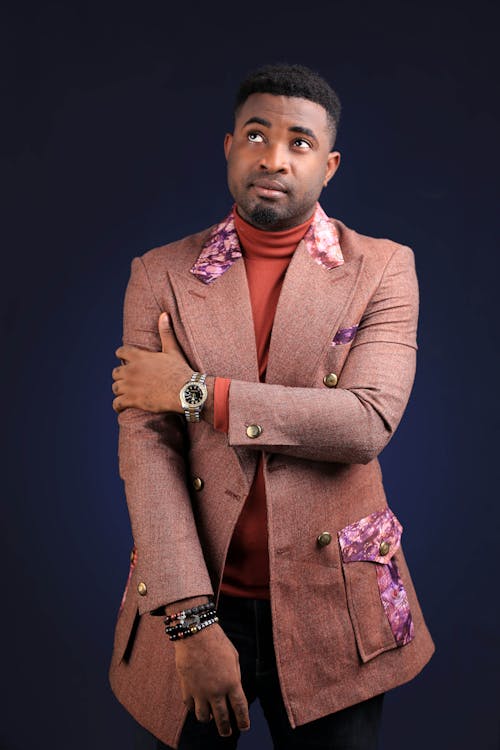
[163, 600, 219, 641]
[165, 608, 217, 636]
[166, 615, 219, 640]
[164, 600, 216, 626]
[167, 615, 220, 641]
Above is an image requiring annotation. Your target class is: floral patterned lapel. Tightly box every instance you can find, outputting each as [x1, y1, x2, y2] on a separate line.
[190, 203, 344, 284]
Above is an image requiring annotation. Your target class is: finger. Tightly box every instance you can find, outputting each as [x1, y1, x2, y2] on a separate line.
[115, 346, 127, 360]
[115, 344, 143, 361]
[194, 699, 211, 724]
[158, 312, 179, 354]
[112, 396, 127, 413]
[228, 686, 250, 731]
[210, 696, 232, 737]
[111, 366, 124, 379]
[111, 381, 122, 395]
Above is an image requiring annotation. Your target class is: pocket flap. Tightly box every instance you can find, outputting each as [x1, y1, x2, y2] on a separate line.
[338, 507, 402, 564]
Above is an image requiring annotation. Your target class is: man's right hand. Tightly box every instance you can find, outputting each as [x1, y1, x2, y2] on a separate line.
[173, 623, 250, 737]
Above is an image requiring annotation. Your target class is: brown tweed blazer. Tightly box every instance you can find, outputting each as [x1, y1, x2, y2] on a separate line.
[108, 211, 435, 748]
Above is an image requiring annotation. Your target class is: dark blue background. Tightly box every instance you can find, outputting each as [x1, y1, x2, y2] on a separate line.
[3, 2, 499, 748]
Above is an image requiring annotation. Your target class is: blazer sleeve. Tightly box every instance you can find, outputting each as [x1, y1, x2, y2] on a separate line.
[117, 256, 214, 615]
[226, 244, 419, 464]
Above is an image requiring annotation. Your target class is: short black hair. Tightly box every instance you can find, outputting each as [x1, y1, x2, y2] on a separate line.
[234, 63, 341, 147]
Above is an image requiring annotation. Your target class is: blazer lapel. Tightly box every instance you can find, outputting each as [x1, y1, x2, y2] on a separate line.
[265, 237, 365, 386]
[168, 257, 260, 382]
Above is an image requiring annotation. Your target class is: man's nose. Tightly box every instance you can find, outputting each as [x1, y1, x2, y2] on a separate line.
[258, 143, 290, 172]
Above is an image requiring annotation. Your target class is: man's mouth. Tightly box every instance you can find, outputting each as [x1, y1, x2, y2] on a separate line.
[250, 179, 288, 198]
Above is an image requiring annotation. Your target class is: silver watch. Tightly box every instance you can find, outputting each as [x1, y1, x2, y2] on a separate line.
[179, 372, 208, 422]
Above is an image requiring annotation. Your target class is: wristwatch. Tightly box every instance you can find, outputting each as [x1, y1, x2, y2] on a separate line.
[179, 372, 208, 422]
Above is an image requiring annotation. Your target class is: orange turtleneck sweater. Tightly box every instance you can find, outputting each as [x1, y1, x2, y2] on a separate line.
[213, 206, 315, 599]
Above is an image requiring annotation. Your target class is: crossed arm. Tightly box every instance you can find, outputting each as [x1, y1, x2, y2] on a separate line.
[113, 244, 418, 464]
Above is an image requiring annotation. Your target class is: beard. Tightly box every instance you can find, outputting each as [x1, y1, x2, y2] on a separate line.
[229, 175, 322, 230]
[248, 204, 281, 228]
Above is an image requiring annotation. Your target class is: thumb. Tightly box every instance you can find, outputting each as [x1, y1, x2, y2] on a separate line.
[158, 312, 177, 352]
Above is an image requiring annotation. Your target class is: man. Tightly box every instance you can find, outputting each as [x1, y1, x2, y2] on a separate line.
[109, 63, 435, 750]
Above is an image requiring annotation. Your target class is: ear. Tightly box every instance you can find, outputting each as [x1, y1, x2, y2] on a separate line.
[224, 132, 233, 160]
[324, 151, 341, 187]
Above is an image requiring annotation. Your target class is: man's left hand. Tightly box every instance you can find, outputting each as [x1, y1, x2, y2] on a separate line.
[112, 313, 192, 414]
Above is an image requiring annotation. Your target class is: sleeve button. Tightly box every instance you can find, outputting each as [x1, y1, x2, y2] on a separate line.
[246, 424, 263, 438]
[137, 582, 148, 596]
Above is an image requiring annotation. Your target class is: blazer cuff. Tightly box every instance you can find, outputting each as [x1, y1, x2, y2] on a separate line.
[214, 377, 231, 433]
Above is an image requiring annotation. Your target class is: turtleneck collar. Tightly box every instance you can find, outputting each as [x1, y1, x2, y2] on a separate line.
[232, 205, 315, 260]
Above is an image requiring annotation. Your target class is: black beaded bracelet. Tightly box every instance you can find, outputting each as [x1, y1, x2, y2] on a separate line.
[167, 615, 219, 641]
[165, 608, 217, 636]
[164, 599, 216, 626]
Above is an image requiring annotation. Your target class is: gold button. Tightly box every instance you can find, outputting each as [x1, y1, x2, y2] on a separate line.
[323, 373, 338, 388]
[137, 582, 147, 596]
[192, 476, 204, 491]
[130, 548, 135, 563]
[379, 541, 390, 556]
[246, 424, 263, 439]
[317, 531, 332, 547]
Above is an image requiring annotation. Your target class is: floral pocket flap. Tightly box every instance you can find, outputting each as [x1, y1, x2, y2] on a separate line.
[338, 508, 402, 564]
[338, 508, 414, 652]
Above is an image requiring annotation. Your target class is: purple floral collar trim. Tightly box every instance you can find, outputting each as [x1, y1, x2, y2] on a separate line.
[190, 203, 344, 284]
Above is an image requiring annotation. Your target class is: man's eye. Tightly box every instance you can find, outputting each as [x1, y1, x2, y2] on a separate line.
[247, 132, 264, 143]
[293, 138, 311, 149]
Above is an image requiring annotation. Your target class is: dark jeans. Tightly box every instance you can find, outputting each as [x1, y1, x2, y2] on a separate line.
[134, 594, 384, 750]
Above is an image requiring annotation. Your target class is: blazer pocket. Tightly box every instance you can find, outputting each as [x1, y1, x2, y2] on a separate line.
[338, 507, 414, 663]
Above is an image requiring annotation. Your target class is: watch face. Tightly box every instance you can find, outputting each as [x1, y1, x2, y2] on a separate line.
[184, 384, 203, 405]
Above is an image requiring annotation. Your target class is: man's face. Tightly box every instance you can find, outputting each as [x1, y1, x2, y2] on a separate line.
[224, 93, 340, 230]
